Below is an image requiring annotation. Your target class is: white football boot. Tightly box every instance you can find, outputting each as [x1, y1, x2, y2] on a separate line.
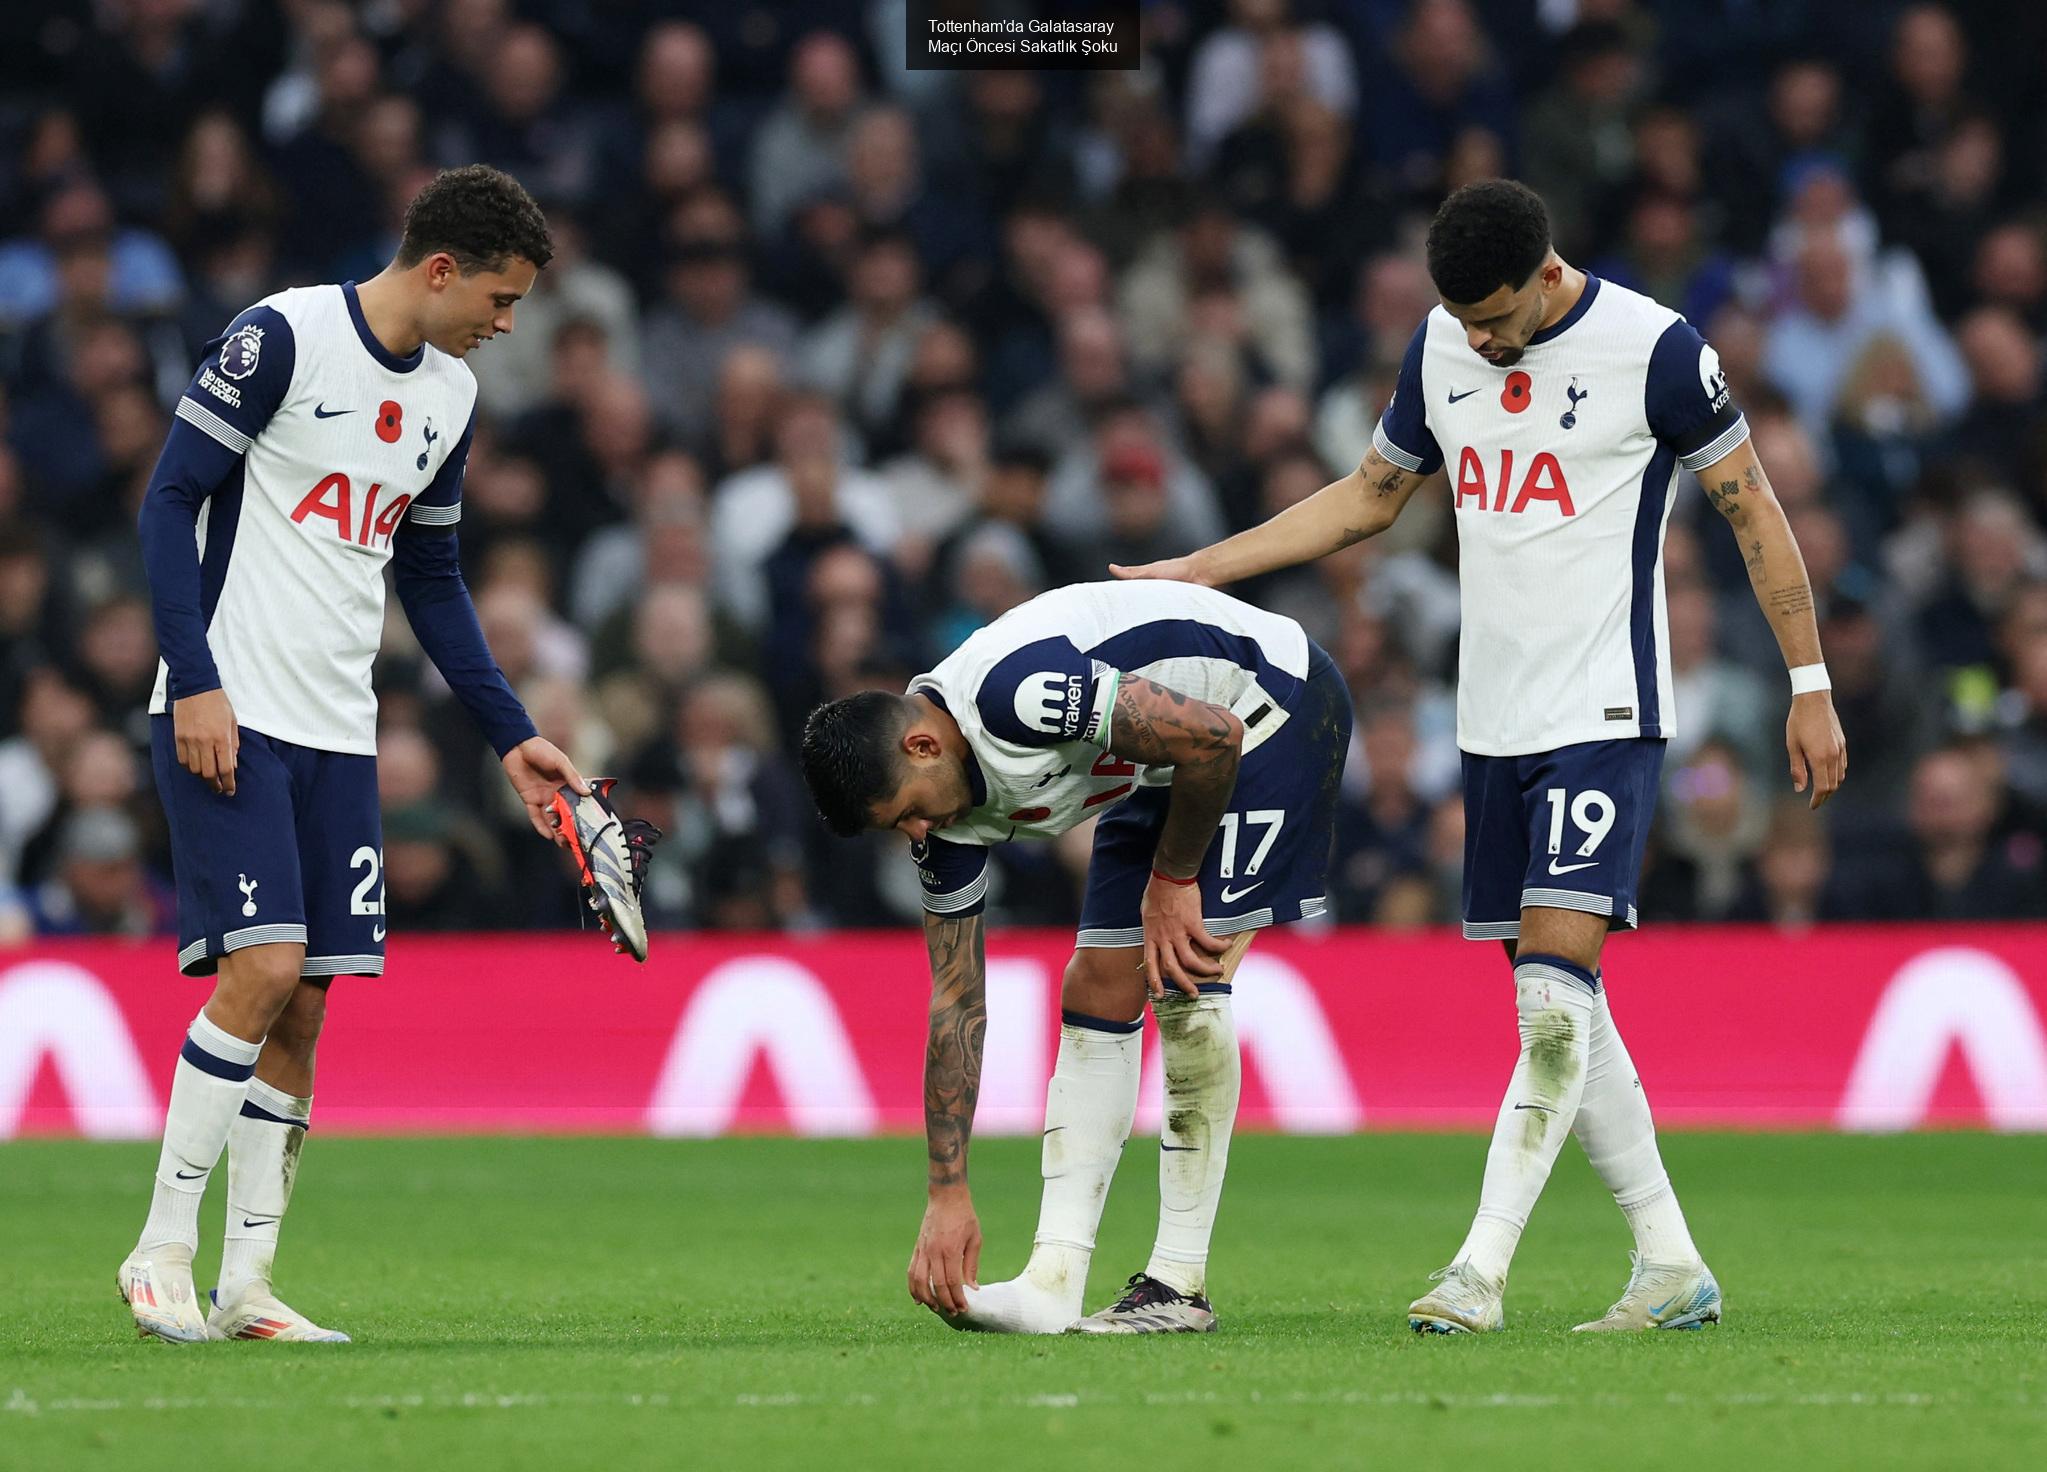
[1573, 1253, 1723, 1332]
[1069, 1273, 1217, 1334]
[116, 1245, 210, 1343]
[206, 1286, 352, 1343]
[1407, 1261, 1506, 1334]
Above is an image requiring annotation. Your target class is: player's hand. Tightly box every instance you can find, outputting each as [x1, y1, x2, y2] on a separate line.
[1110, 554, 1212, 587]
[173, 689, 240, 796]
[1787, 691, 1847, 810]
[907, 1186, 981, 1318]
[502, 737, 588, 845]
[1140, 872, 1227, 999]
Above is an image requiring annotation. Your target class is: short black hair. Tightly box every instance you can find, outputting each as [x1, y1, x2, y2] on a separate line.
[799, 691, 911, 837]
[1425, 180, 1551, 306]
[396, 164, 554, 274]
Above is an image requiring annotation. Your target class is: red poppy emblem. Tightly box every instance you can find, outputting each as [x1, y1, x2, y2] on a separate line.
[1502, 372, 1532, 413]
[376, 400, 404, 443]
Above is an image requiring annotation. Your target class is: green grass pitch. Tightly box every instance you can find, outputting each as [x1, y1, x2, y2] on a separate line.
[4, 1133, 2043, 1470]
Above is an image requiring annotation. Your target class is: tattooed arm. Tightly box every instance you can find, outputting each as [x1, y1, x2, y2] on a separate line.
[1695, 438, 1847, 808]
[907, 910, 987, 1317]
[1104, 673, 1245, 996]
[1112, 445, 1436, 587]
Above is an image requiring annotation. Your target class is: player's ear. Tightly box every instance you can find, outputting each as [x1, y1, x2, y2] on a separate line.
[903, 729, 942, 760]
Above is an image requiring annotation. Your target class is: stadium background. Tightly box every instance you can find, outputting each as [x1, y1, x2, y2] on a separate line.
[2, 0, 2047, 1138]
[2, 5, 2044, 1468]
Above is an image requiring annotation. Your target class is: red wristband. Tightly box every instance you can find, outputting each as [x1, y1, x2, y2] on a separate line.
[1150, 867, 1198, 887]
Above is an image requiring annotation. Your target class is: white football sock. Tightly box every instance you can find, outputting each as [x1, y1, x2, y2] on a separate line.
[1573, 986, 1701, 1265]
[1010, 1012, 1142, 1317]
[1145, 986, 1240, 1296]
[1454, 956, 1597, 1283]
[138, 1011, 263, 1254]
[220, 1078, 313, 1302]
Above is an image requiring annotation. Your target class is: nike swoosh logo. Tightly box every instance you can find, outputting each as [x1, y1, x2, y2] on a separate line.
[372, 924, 386, 942]
[1447, 388, 1482, 403]
[1649, 1295, 1677, 1316]
[1547, 859, 1598, 875]
[313, 404, 355, 418]
[1512, 1103, 1554, 1114]
[1219, 882, 1263, 903]
[174, 1168, 206, 1180]
[1160, 1144, 1199, 1152]
[1042, 1126, 1065, 1137]
[241, 1217, 279, 1229]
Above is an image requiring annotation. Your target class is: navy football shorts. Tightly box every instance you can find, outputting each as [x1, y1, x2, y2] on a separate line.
[1459, 737, 1666, 941]
[1077, 643, 1351, 947]
[151, 716, 385, 978]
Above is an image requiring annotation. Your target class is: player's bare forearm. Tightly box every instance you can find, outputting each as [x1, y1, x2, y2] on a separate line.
[1701, 440, 1847, 805]
[1700, 449, 1823, 667]
[921, 911, 987, 1193]
[1131, 449, 1428, 587]
[1107, 675, 1242, 878]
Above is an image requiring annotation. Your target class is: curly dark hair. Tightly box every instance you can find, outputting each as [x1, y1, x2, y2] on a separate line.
[1425, 180, 1551, 306]
[395, 164, 554, 273]
[799, 691, 912, 837]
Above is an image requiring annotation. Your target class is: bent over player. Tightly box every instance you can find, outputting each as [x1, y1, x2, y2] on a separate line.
[1119, 181, 1845, 1332]
[801, 580, 1350, 1333]
[120, 166, 588, 1343]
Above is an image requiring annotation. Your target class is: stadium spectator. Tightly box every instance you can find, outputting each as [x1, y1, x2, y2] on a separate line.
[1832, 743, 2047, 920]
[747, 31, 865, 242]
[26, 806, 172, 938]
[640, 189, 798, 450]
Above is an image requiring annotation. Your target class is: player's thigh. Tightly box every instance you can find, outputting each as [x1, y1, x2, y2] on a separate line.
[1517, 738, 1665, 936]
[151, 717, 306, 976]
[1459, 751, 1528, 941]
[295, 748, 386, 981]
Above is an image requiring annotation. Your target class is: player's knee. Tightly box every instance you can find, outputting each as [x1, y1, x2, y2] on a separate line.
[1060, 949, 1145, 1024]
[267, 983, 329, 1057]
[216, 945, 302, 1019]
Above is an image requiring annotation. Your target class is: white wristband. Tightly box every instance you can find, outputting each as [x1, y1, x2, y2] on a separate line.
[1789, 663, 1831, 696]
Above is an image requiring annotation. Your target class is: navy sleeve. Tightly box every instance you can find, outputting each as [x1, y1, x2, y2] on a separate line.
[912, 835, 990, 917]
[392, 412, 537, 758]
[173, 303, 294, 456]
[1646, 318, 1749, 472]
[1370, 322, 1445, 475]
[137, 419, 244, 699]
[974, 637, 1119, 748]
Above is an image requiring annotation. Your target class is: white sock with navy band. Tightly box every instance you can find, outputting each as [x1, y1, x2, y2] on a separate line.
[1011, 1011, 1143, 1312]
[219, 1079, 313, 1303]
[1573, 984, 1702, 1265]
[138, 1011, 263, 1253]
[1145, 984, 1240, 1296]
[1454, 955, 1598, 1284]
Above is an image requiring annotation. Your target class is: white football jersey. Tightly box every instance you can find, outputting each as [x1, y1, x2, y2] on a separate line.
[1373, 275, 1749, 756]
[908, 581, 1309, 914]
[149, 284, 477, 753]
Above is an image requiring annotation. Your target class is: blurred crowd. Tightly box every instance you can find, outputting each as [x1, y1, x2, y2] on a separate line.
[4, 0, 2047, 944]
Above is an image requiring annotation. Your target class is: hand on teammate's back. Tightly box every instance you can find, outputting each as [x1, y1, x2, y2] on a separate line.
[172, 689, 240, 796]
[501, 736, 588, 846]
[1110, 556, 1210, 586]
[1786, 693, 1848, 810]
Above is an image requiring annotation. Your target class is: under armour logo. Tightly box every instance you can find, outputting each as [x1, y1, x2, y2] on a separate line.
[238, 873, 260, 918]
[1560, 380, 1589, 430]
[416, 418, 440, 471]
